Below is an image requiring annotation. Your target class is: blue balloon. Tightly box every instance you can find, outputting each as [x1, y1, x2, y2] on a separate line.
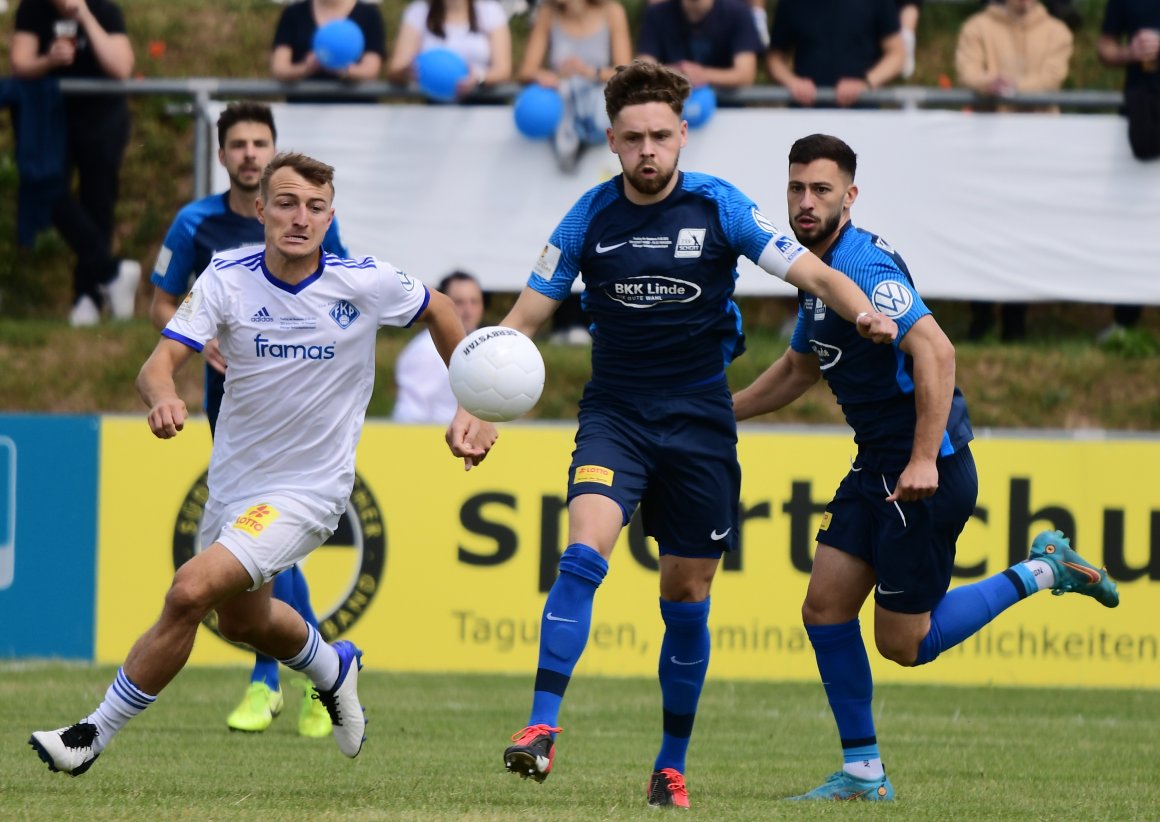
[416, 48, 470, 102]
[513, 85, 564, 140]
[313, 19, 365, 71]
[684, 85, 717, 129]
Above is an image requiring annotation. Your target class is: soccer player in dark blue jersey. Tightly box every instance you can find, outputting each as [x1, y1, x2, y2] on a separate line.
[498, 62, 899, 809]
[148, 102, 346, 740]
[733, 133, 1120, 802]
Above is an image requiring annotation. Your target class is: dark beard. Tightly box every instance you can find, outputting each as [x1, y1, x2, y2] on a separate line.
[624, 152, 679, 196]
[791, 209, 842, 248]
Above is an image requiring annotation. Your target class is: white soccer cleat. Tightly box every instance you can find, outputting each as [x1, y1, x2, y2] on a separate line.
[103, 259, 141, 320]
[314, 640, 366, 757]
[29, 722, 100, 776]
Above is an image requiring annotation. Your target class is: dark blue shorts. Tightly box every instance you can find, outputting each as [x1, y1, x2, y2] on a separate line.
[567, 380, 739, 557]
[815, 446, 978, 614]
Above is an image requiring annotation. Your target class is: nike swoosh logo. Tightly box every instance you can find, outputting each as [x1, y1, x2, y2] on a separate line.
[1063, 561, 1103, 584]
[710, 528, 731, 540]
[670, 656, 705, 666]
[545, 612, 578, 623]
[876, 584, 904, 595]
[595, 241, 627, 253]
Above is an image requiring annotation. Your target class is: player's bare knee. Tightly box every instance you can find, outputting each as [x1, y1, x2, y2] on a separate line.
[801, 595, 851, 625]
[161, 576, 214, 626]
[875, 635, 919, 667]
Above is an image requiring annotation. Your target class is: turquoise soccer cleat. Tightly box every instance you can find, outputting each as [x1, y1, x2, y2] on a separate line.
[1029, 530, 1119, 608]
[788, 770, 895, 801]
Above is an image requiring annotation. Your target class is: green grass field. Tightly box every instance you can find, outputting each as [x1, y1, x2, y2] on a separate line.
[3, 663, 1157, 820]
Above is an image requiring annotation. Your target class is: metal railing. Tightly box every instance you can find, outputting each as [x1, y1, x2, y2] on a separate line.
[57, 78, 1125, 199]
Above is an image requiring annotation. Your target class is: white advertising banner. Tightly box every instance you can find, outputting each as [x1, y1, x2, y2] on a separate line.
[213, 104, 1159, 303]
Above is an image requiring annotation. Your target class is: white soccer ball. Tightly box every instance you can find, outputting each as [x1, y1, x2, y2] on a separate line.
[449, 326, 546, 422]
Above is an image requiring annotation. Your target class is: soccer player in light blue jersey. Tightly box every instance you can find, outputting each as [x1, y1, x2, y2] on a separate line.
[149, 102, 347, 740]
[30, 152, 498, 777]
[733, 133, 1120, 802]
[498, 61, 899, 809]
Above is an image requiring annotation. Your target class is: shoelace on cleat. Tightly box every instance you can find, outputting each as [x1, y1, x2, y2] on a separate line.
[60, 723, 98, 750]
[313, 690, 342, 726]
[510, 724, 561, 745]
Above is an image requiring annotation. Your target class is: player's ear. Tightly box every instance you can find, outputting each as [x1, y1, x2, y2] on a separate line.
[255, 196, 265, 223]
[845, 184, 858, 209]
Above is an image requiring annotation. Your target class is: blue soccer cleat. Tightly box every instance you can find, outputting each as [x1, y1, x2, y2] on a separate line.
[788, 770, 894, 801]
[1029, 530, 1119, 608]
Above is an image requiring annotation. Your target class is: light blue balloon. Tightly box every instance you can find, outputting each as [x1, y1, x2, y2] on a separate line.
[313, 19, 365, 71]
[684, 85, 717, 129]
[513, 85, 564, 140]
[416, 48, 470, 102]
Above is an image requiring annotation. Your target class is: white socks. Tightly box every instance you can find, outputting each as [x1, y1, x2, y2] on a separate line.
[1023, 559, 1056, 591]
[85, 667, 156, 754]
[280, 623, 340, 691]
[844, 757, 885, 780]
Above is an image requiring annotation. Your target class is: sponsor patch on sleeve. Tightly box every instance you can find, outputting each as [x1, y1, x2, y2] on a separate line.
[174, 286, 203, 322]
[233, 503, 280, 536]
[773, 234, 806, 265]
[573, 465, 614, 486]
[154, 245, 173, 277]
[819, 511, 832, 531]
[532, 243, 562, 279]
[871, 281, 915, 319]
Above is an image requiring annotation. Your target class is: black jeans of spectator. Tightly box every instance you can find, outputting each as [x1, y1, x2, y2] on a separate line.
[1126, 85, 1160, 162]
[52, 103, 131, 304]
[968, 301, 1027, 342]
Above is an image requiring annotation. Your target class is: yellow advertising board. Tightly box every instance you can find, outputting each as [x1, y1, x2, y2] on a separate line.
[98, 418, 1159, 689]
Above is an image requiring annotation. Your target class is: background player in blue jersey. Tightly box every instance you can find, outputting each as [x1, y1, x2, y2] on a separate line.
[732, 133, 1120, 802]
[497, 62, 899, 809]
[149, 102, 347, 740]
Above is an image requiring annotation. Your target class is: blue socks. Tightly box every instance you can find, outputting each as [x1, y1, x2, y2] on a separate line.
[252, 565, 320, 689]
[529, 544, 608, 729]
[914, 569, 1028, 665]
[654, 597, 711, 773]
[806, 620, 878, 766]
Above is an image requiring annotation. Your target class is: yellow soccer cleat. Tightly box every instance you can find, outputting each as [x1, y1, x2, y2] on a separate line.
[296, 677, 332, 738]
[226, 682, 284, 733]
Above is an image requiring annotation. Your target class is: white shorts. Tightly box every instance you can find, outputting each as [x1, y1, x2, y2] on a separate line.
[201, 493, 340, 589]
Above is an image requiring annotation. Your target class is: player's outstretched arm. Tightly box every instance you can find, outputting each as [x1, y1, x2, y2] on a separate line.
[785, 254, 897, 343]
[733, 348, 821, 421]
[500, 288, 561, 339]
[887, 314, 956, 503]
[416, 289, 501, 469]
[137, 337, 197, 439]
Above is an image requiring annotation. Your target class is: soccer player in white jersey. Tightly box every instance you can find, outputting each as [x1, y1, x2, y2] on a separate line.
[29, 152, 498, 777]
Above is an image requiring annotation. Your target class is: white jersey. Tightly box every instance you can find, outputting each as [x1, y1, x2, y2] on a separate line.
[164, 244, 429, 513]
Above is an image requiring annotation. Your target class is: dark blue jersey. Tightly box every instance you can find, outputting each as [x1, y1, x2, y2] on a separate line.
[529, 171, 806, 392]
[151, 192, 348, 297]
[790, 222, 973, 470]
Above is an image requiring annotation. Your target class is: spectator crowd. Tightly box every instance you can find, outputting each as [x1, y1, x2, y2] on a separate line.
[3, 0, 1155, 341]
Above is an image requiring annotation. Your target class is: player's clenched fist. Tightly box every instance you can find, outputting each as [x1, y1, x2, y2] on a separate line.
[856, 311, 898, 344]
[147, 398, 187, 439]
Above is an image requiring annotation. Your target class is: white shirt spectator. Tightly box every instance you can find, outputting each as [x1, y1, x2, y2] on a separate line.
[392, 328, 459, 423]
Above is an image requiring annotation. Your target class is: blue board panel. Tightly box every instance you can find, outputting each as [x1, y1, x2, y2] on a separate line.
[0, 415, 99, 659]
